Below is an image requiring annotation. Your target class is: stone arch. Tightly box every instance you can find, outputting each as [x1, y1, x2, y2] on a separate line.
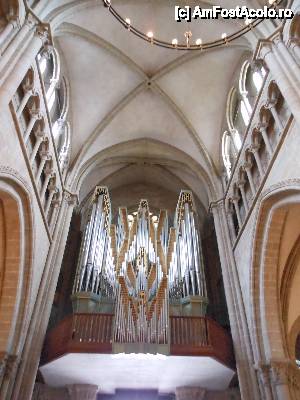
[250, 181, 300, 399]
[0, 173, 33, 385]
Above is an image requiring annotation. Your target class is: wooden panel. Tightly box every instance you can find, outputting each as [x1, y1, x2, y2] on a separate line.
[42, 314, 234, 370]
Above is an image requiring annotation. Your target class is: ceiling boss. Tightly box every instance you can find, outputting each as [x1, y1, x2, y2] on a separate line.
[103, 0, 289, 50]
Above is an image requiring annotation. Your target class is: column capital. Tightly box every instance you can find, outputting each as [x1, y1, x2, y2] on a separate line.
[250, 144, 260, 154]
[269, 359, 300, 389]
[39, 150, 51, 160]
[175, 386, 206, 400]
[288, 37, 300, 49]
[0, 353, 19, 381]
[237, 178, 246, 188]
[243, 161, 253, 171]
[271, 31, 284, 47]
[67, 384, 98, 400]
[255, 122, 268, 132]
[29, 108, 42, 120]
[253, 39, 273, 62]
[254, 362, 271, 386]
[35, 24, 52, 47]
[209, 198, 224, 212]
[63, 190, 79, 206]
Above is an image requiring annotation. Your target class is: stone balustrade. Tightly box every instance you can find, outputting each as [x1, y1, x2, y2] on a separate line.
[224, 71, 293, 246]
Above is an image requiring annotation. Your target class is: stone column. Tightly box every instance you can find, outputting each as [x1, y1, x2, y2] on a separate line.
[40, 168, 53, 201]
[16, 85, 36, 117]
[237, 179, 249, 214]
[0, 23, 51, 108]
[232, 196, 242, 229]
[254, 40, 300, 127]
[243, 162, 255, 197]
[10, 192, 78, 400]
[255, 363, 273, 400]
[226, 207, 237, 244]
[272, 33, 300, 91]
[23, 109, 42, 144]
[49, 196, 61, 231]
[44, 185, 57, 216]
[210, 201, 261, 400]
[30, 134, 46, 164]
[288, 38, 300, 65]
[175, 387, 206, 400]
[250, 146, 264, 178]
[265, 101, 284, 133]
[67, 384, 98, 400]
[256, 123, 273, 157]
[269, 360, 295, 400]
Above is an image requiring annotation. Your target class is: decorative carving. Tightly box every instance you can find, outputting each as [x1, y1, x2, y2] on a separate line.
[63, 190, 78, 206]
[270, 359, 300, 390]
[254, 39, 273, 62]
[0, 353, 19, 381]
[35, 24, 51, 47]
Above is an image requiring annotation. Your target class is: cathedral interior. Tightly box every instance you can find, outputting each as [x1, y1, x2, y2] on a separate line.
[1, 0, 300, 399]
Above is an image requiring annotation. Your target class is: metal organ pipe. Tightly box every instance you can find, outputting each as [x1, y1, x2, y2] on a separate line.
[73, 188, 208, 347]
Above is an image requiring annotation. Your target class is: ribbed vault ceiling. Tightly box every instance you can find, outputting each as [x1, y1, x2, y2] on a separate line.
[41, 0, 274, 213]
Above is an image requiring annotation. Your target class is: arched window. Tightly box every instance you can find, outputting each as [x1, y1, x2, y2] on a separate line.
[222, 59, 266, 178]
[37, 49, 71, 176]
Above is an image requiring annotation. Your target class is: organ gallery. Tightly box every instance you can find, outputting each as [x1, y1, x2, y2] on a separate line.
[72, 187, 208, 351]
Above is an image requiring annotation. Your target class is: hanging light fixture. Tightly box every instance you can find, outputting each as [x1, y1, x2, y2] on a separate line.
[103, 0, 284, 51]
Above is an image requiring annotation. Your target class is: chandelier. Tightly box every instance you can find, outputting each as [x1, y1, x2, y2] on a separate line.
[103, 0, 284, 51]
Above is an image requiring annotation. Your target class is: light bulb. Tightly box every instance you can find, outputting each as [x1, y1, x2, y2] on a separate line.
[245, 18, 252, 25]
[147, 31, 154, 38]
[222, 33, 227, 39]
[125, 18, 131, 25]
[195, 38, 202, 46]
[172, 38, 178, 46]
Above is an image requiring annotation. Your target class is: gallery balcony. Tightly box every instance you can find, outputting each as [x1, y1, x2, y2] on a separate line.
[40, 313, 235, 395]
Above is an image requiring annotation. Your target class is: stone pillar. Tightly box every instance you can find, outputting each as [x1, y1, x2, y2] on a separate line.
[67, 384, 98, 400]
[255, 363, 273, 400]
[30, 134, 46, 164]
[272, 33, 300, 91]
[35, 152, 50, 182]
[257, 124, 273, 157]
[269, 360, 295, 400]
[175, 387, 206, 400]
[250, 146, 264, 178]
[44, 185, 57, 216]
[265, 101, 284, 133]
[288, 38, 300, 65]
[210, 201, 261, 400]
[243, 162, 255, 197]
[232, 196, 242, 229]
[254, 39, 300, 127]
[237, 179, 249, 214]
[23, 110, 42, 144]
[40, 168, 53, 201]
[226, 207, 237, 244]
[0, 23, 51, 108]
[16, 85, 36, 117]
[10, 192, 78, 400]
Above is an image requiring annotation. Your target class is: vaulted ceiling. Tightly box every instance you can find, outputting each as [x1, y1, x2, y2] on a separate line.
[39, 0, 275, 217]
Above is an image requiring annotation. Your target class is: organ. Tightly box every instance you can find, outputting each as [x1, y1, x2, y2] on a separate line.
[72, 187, 208, 352]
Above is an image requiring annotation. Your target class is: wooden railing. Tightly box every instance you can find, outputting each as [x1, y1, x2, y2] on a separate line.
[170, 316, 235, 369]
[42, 313, 114, 363]
[42, 314, 234, 369]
